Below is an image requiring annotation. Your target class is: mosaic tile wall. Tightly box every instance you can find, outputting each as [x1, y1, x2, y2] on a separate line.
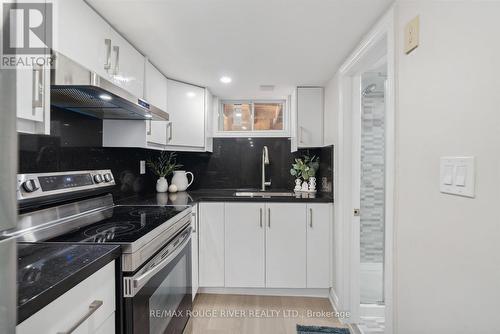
[360, 91, 386, 264]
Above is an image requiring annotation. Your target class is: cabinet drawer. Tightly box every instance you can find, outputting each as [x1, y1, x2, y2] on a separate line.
[17, 261, 116, 334]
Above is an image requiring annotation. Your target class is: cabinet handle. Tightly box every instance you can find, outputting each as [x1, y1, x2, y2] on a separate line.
[309, 208, 313, 228]
[168, 122, 173, 142]
[113, 45, 120, 75]
[299, 126, 304, 144]
[32, 66, 44, 113]
[147, 119, 152, 136]
[57, 300, 103, 334]
[192, 212, 197, 233]
[268, 208, 271, 228]
[259, 208, 263, 228]
[104, 39, 111, 70]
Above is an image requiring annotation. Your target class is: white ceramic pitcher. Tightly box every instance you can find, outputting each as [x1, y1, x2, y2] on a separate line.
[171, 171, 194, 191]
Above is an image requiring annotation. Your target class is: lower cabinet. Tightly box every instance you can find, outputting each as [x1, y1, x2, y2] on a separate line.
[17, 261, 116, 334]
[191, 204, 199, 299]
[198, 202, 332, 290]
[198, 202, 225, 287]
[306, 203, 332, 288]
[265, 203, 307, 288]
[225, 203, 266, 288]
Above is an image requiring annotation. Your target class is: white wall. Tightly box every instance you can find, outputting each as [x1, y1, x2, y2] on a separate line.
[394, 1, 500, 333]
[324, 74, 340, 146]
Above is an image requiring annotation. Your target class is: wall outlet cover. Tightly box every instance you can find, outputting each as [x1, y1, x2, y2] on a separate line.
[140, 160, 146, 175]
[404, 16, 420, 54]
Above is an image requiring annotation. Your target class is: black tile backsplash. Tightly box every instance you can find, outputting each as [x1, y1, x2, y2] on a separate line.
[19, 109, 333, 198]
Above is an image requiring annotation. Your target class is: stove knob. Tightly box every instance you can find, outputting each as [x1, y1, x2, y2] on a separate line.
[22, 179, 39, 193]
[93, 174, 104, 184]
[104, 173, 113, 182]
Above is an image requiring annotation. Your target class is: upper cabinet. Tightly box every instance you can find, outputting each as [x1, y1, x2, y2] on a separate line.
[15, 2, 51, 135]
[166, 79, 206, 149]
[104, 77, 211, 152]
[144, 60, 169, 147]
[53, 0, 144, 98]
[297, 87, 324, 148]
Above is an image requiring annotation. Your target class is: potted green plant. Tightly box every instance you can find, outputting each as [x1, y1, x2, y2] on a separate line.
[147, 152, 183, 192]
[290, 155, 320, 191]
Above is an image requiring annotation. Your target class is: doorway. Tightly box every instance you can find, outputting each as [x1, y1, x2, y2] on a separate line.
[334, 10, 395, 334]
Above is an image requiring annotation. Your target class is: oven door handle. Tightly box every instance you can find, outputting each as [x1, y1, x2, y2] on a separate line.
[124, 227, 192, 297]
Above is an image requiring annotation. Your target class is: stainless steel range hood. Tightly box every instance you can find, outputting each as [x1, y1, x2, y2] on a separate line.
[50, 52, 169, 121]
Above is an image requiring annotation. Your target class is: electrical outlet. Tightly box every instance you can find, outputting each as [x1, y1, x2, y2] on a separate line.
[404, 16, 420, 54]
[140, 160, 146, 175]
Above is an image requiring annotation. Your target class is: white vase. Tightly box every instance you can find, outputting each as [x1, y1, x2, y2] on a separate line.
[156, 177, 168, 193]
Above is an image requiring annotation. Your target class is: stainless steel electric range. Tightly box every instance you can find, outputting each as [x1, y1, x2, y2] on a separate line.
[8, 170, 193, 334]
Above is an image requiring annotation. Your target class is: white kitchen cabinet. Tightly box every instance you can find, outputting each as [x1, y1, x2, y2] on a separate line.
[199, 202, 225, 287]
[144, 60, 169, 146]
[306, 204, 331, 288]
[265, 203, 307, 288]
[191, 204, 199, 300]
[14, 1, 50, 135]
[225, 203, 265, 288]
[16, 64, 50, 135]
[53, 0, 144, 97]
[144, 60, 167, 111]
[167, 79, 205, 148]
[54, 0, 112, 80]
[297, 87, 324, 148]
[107, 28, 145, 98]
[17, 261, 116, 334]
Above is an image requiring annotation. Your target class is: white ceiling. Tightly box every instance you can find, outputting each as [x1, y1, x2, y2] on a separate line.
[87, 0, 393, 99]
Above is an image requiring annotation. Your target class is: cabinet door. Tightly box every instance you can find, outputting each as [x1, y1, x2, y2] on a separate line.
[297, 87, 324, 148]
[265, 203, 307, 288]
[16, 64, 50, 135]
[144, 60, 167, 111]
[191, 205, 199, 300]
[198, 203, 225, 287]
[54, 0, 112, 79]
[17, 261, 115, 334]
[146, 120, 168, 146]
[108, 30, 145, 98]
[306, 204, 331, 288]
[167, 79, 205, 148]
[225, 203, 265, 288]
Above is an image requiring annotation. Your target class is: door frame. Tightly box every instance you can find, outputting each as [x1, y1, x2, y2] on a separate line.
[334, 7, 395, 334]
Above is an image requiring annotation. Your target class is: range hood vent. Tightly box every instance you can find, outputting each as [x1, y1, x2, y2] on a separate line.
[50, 52, 169, 121]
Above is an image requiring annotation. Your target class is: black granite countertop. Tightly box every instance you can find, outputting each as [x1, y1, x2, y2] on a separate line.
[117, 189, 333, 207]
[17, 243, 121, 324]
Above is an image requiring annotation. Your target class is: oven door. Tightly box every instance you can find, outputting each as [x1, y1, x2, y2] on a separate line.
[124, 225, 192, 334]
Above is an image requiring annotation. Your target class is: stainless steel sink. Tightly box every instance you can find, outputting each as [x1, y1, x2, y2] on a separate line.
[234, 191, 296, 197]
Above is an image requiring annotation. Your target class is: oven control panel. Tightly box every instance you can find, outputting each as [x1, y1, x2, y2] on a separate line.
[17, 170, 115, 201]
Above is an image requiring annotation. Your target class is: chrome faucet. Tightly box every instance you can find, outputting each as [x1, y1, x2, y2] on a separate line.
[261, 146, 271, 191]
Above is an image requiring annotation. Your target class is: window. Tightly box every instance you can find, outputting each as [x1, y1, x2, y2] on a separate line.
[218, 100, 286, 134]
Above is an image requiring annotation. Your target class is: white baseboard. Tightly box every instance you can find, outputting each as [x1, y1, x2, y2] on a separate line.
[198, 287, 330, 298]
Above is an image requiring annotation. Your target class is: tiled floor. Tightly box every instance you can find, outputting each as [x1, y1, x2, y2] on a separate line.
[358, 316, 385, 334]
[184, 293, 350, 334]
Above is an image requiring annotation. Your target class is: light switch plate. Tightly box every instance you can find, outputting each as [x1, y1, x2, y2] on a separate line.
[440, 157, 475, 198]
[404, 16, 420, 54]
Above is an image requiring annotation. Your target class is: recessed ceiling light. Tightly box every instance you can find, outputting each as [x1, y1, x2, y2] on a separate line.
[186, 92, 196, 98]
[99, 94, 112, 101]
[145, 114, 153, 118]
[220, 76, 232, 84]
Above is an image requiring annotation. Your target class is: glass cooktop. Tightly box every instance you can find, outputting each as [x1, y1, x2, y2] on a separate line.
[47, 206, 188, 244]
